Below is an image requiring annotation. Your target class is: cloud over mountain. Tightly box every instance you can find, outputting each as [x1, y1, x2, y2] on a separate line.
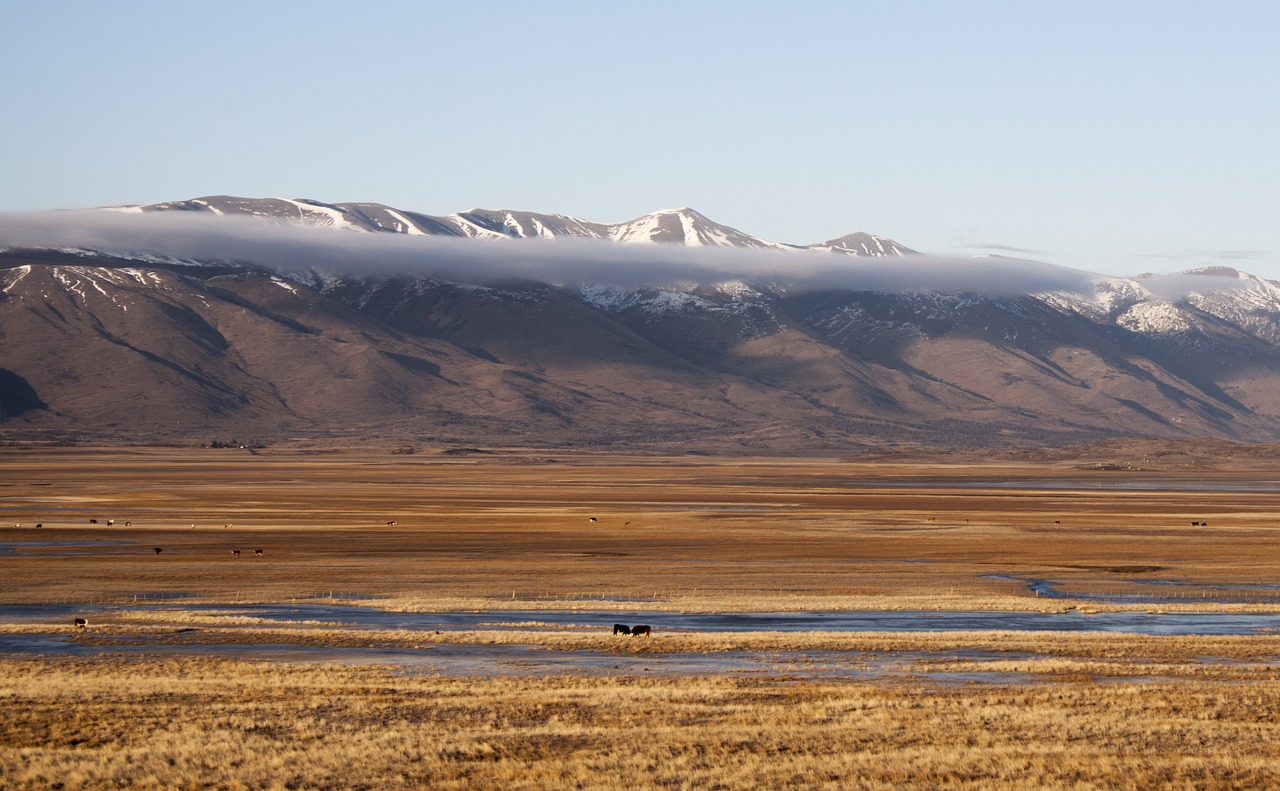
[0, 209, 1103, 296]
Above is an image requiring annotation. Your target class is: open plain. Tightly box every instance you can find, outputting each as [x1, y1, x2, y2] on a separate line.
[5, 443, 1280, 788]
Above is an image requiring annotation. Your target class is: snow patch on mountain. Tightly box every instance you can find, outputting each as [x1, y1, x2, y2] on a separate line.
[807, 233, 914, 256]
[579, 283, 764, 319]
[384, 209, 427, 236]
[277, 199, 364, 231]
[1115, 300, 1195, 334]
[1, 264, 30, 293]
[1181, 270, 1280, 344]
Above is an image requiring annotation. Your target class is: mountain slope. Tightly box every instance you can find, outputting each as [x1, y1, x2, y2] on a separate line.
[7, 200, 1280, 450]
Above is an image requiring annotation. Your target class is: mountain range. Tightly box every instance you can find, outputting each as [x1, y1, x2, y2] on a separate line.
[4, 195, 1280, 452]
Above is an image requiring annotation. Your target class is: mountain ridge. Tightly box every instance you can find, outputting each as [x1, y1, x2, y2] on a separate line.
[4, 197, 1280, 451]
[119, 195, 912, 255]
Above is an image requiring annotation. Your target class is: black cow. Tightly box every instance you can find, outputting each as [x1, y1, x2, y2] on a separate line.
[612, 623, 631, 635]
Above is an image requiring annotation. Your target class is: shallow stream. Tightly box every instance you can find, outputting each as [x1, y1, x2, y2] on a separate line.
[3, 602, 1279, 682]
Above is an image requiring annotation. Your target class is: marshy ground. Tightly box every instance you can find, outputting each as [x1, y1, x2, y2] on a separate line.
[4, 444, 1280, 788]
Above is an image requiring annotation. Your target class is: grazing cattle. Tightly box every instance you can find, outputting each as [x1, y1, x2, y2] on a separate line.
[224, 523, 233, 529]
[231, 549, 240, 557]
[1192, 521, 1200, 526]
[589, 517, 598, 523]
[89, 519, 97, 524]
[73, 618, 88, 630]
[106, 520, 114, 526]
[927, 517, 936, 523]
[613, 623, 631, 635]
[386, 521, 397, 526]
[254, 549, 264, 556]
[624, 521, 632, 526]
[631, 625, 651, 637]
[35, 523, 42, 529]
[125, 521, 131, 527]
[154, 547, 163, 555]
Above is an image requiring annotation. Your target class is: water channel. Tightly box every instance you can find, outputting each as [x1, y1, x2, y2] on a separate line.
[3, 601, 1280, 682]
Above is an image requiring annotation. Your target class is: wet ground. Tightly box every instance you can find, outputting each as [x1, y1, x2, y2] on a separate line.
[988, 574, 1280, 606]
[8, 601, 1280, 635]
[4, 601, 1280, 682]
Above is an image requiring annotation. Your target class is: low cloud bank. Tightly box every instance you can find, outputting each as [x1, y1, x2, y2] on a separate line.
[0, 209, 1116, 296]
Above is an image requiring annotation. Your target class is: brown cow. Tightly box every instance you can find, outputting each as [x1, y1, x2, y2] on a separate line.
[631, 625, 651, 637]
[231, 549, 240, 557]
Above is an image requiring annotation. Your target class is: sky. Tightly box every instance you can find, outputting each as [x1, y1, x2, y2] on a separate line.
[2, 1, 1277, 279]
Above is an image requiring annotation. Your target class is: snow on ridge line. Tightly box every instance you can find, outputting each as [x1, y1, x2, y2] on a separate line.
[276, 198, 365, 232]
[102, 197, 912, 256]
[443, 213, 509, 240]
[192, 199, 224, 217]
[384, 208, 426, 236]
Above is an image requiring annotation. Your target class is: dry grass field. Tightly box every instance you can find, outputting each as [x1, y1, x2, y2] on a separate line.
[5, 654, 1280, 789]
[6, 444, 1280, 788]
[3, 444, 1280, 610]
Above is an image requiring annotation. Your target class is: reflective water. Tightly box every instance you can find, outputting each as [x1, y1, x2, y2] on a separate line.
[6, 602, 1280, 635]
[988, 575, 1280, 606]
[6, 603, 1276, 681]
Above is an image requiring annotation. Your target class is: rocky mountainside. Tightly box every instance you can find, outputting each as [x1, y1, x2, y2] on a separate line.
[3, 198, 1280, 451]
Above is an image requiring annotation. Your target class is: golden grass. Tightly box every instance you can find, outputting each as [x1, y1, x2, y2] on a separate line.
[5, 655, 1280, 789]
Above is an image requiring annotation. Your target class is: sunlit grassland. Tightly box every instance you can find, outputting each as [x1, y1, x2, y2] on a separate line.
[4, 656, 1280, 789]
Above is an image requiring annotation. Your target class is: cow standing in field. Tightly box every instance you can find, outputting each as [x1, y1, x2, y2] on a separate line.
[231, 550, 240, 557]
[254, 549, 264, 556]
[73, 618, 88, 629]
[613, 623, 631, 635]
[631, 625, 651, 637]
[154, 547, 163, 555]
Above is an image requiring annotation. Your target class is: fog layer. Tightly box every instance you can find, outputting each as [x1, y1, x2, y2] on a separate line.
[0, 209, 1167, 296]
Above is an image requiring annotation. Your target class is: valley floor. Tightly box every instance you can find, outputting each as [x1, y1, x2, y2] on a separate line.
[4, 444, 1280, 787]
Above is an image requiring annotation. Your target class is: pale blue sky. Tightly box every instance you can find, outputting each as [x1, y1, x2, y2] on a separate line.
[2, 1, 1277, 277]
